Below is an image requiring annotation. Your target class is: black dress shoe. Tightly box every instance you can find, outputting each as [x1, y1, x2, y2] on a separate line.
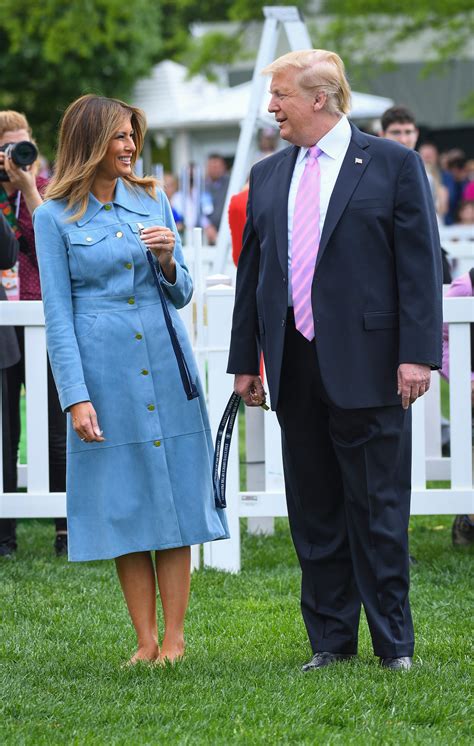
[54, 533, 68, 557]
[302, 652, 355, 672]
[380, 656, 412, 670]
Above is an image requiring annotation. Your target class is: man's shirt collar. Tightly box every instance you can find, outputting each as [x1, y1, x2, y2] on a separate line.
[296, 115, 351, 165]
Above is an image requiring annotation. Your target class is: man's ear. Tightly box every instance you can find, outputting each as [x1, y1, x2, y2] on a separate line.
[313, 92, 327, 111]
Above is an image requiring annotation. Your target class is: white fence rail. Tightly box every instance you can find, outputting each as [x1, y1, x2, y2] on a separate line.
[1, 286, 473, 572]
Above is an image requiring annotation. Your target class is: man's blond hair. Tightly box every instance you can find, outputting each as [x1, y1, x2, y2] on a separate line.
[262, 50, 351, 116]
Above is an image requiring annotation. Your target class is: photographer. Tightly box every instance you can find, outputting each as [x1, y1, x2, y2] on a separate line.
[0, 111, 67, 557]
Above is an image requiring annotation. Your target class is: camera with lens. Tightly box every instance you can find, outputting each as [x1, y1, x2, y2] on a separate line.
[0, 141, 38, 181]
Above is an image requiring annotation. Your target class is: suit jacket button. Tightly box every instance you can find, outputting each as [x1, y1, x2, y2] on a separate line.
[281, 319, 286, 327]
[283, 277, 287, 284]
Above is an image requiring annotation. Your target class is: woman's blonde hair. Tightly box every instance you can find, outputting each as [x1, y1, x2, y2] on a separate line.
[45, 94, 157, 221]
[262, 49, 351, 116]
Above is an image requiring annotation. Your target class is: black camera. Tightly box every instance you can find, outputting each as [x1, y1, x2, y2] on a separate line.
[0, 141, 38, 182]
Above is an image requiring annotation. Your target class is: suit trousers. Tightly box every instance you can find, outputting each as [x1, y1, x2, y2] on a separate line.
[0, 327, 67, 547]
[276, 310, 414, 658]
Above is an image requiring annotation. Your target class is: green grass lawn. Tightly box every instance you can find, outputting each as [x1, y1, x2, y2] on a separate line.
[0, 517, 472, 745]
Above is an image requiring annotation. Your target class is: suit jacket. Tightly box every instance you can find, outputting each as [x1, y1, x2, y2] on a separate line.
[227, 124, 443, 410]
[0, 214, 20, 370]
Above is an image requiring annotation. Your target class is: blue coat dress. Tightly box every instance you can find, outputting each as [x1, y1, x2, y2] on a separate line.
[33, 179, 229, 561]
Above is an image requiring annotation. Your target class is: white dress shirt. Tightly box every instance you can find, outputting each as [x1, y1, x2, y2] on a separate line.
[287, 115, 352, 304]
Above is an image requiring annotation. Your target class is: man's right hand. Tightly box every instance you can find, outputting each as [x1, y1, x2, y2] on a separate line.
[234, 374, 266, 407]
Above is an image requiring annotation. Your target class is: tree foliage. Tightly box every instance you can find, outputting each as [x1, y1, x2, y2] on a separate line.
[0, 0, 162, 154]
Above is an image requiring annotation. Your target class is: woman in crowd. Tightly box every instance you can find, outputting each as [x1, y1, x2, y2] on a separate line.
[0, 110, 67, 557]
[33, 95, 228, 664]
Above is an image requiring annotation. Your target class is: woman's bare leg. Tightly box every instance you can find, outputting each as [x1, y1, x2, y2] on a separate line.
[115, 551, 159, 663]
[155, 546, 191, 662]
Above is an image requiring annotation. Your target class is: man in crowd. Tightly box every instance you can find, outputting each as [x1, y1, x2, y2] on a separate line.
[203, 154, 230, 245]
[228, 49, 442, 672]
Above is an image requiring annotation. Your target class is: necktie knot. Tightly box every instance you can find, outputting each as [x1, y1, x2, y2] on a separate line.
[308, 145, 322, 160]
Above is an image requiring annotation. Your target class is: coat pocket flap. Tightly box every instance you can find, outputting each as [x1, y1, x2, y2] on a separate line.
[69, 228, 109, 246]
[364, 311, 399, 330]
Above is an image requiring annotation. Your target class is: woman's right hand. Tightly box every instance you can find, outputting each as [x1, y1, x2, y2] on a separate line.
[70, 401, 105, 442]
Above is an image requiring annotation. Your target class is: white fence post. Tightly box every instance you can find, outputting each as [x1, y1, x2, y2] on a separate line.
[204, 285, 240, 571]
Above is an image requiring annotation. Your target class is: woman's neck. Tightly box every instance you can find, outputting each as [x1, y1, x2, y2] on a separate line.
[91, 176, 117, 204]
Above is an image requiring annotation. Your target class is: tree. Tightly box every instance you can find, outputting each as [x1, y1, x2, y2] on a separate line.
[0, 0, 163, 154]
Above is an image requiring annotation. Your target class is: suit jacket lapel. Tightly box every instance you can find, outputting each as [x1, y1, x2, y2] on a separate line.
[273, 145, 298, 276]
[316, 126, 371, 270]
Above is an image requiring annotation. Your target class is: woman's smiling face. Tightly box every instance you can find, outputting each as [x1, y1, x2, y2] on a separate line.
[96, 115, 136, 181]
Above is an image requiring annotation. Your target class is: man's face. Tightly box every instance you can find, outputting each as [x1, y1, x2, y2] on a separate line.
[383, 122, 418, 150]
[268, 68, 318, 147]
[0, 128, 31, 148]
[206, 157, 226, 181]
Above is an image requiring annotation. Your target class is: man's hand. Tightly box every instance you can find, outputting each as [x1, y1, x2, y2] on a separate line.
[397, 363, 431, 410]
[234, 374, 266, 407]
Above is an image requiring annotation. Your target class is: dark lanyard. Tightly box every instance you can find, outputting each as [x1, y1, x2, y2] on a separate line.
[142, 236, 199, 402]
[213, 392, 241, 509]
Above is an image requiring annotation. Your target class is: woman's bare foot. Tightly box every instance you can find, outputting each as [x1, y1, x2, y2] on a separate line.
[158, 636, 185, 664]
[126, 643, 160, 666]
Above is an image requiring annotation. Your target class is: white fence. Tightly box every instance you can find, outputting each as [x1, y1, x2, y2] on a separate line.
[440, 224, 473, 278]
[1, 282, 473, 572]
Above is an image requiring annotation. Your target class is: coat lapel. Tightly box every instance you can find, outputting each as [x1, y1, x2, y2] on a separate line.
[316, 125, 371, 270]
[273, 145, 299, 276]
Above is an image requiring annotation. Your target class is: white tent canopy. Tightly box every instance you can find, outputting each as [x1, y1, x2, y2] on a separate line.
[133, 60, 393, 132]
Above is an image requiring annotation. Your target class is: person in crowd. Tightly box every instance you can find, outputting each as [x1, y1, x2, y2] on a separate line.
[228, 181, 249, 267]
[440, 269, 474, 546]
[162, 173, 184, 233]
[0, 110, 67, 557]
[203, 154, 230, 245]
[33, 94, 228, 664]
[419, 143, 459, 225]
[445, 155, 468, 221]
[255, 127, 279, 161]
[228, 49, 442, 672]
[0, 214, 21, 553]
[457, 199, 474, 225]
[380, 105, 419, 150]
[380, 106, 451, 284]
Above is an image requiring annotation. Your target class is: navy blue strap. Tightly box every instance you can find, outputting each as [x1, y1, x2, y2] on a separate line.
[144, 244, 199, 402]
[213, 392, 241, 509]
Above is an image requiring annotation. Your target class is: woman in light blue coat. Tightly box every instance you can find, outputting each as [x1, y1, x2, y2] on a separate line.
[34, 95, 229, 664]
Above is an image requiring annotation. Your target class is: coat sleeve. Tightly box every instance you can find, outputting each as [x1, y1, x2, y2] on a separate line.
[157, 190, 193, 309]
[33, 205, 90, 411]
[0, 213, 19, 269]
[393, 149, 443, 368]
[227, 168, 261, 375]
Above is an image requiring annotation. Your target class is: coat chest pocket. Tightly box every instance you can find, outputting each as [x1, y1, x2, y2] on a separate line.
[68, 228, 114, 282]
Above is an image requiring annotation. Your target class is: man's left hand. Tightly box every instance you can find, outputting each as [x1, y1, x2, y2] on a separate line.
[397, 363, 431, 410]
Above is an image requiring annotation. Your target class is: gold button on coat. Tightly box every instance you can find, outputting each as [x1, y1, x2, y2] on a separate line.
[135, 333, 143, 340]
[124, 262, 132, 270]
[147, 404, 155, 411]
[141, 369, 149, 375]
[104, 204, 112, 211]
[153, 440, 161, 447]
[128, 297, 135, 305]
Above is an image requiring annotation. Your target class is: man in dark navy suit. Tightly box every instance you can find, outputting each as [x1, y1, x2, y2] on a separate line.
[227, 50, 442, 671]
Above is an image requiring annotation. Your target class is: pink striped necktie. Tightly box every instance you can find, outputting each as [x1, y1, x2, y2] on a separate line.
[291, 145, 322, 341]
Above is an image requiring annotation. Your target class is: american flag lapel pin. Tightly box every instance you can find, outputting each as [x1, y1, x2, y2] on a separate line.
[355, 157, 363, 164]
